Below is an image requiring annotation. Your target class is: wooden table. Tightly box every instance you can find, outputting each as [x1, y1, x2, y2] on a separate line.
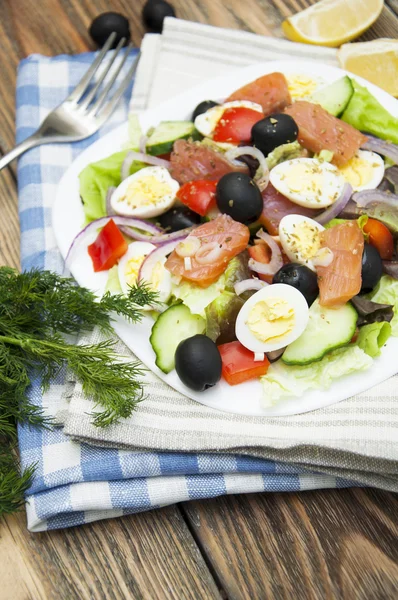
[1, 1, 398, 598]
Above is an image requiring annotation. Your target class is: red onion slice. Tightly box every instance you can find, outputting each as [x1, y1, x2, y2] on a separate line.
[234, 278, 268, 295]
[313, 247, 334, 268]
[139, 134, 148, 154]
[138, 239, 180, 285]
[225, 145, 269, 191]
[121, 150, 171, 181]
[352, 189, 398, 208]
[195, 241, 223, 264]
[315, 183, 353, 225]
[106, 187, 117, 216]
[249, 230, 283, 275]
[65, 216, 162, 268]
[361, 135, 398, 165]
[149, 226, 197, 244]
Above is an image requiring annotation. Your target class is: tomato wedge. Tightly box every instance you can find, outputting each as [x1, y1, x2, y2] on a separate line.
[88, 219, 128, 272]
[176, 180, 217, 216]
[219, 340, 270, 385]
[248, 242, 273, 284]
[363, 218, 394, 261]
[213, 107, 263, 143]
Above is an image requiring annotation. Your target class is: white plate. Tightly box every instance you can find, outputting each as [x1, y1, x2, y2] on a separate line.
[53, 60, 398, 417]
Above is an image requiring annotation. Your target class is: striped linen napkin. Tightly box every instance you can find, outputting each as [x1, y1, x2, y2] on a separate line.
[17, 20, 396, 532]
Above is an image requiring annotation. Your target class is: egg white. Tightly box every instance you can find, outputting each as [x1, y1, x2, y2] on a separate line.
[235, 283, 309, 353]
[194, 100, 263, 138]
[118, 241, 172, 304]
[278, 215, 325, 272]
[270, 158, 346, 209]
[337, 150, 385, 192]
[111, 166, 179, 219]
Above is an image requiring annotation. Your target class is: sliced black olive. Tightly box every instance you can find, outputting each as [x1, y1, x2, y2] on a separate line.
[361, 243, 383, 293]
[273, 263, 319, 306]
[251, 113, 298, 156]
[158, 206, 201, 232]
[89, 13, 130, 48]
[142, 0, 176, 33]
[175, 335, 222, 391]
[216, 172, 263, 225]
[192, 100, 220, 122]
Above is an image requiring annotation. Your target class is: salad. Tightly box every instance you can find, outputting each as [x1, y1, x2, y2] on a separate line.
[68, 69, 398, 407]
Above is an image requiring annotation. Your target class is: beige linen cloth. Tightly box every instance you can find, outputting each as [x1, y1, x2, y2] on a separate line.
[57, 19, 398, 491]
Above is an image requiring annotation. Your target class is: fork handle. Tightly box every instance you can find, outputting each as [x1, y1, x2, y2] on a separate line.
[0, 134, 43, 172]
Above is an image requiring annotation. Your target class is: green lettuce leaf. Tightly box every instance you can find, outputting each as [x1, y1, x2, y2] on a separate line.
[356, 322, 391, 357]
[342, 79, 398, 144]
[367, 275, 398, 336]
[171, 273, 226, 318]
[79, 151, 146, 222]
[261, 345, 372, 405]
[105, 265, 123, 294]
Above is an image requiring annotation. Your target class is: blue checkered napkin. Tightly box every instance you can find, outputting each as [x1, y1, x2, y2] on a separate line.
[16, 52, 356, 532]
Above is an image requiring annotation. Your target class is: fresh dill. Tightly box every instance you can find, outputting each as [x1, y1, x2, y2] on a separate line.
[0, 267, 158, 517]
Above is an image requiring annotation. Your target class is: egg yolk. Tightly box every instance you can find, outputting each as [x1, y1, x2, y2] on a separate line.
[287, 75, 320, 100]
[282, 221, 321, 260]
[124, 256, 145, 286]
[246, 298, 295, 344]
[119, 176, 172, 208]
[338, 155, 374, 189]
[124, 256, 164, 290]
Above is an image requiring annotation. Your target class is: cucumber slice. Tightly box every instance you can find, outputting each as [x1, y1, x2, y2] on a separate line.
[282, 299, 357, 365]
[146, 121, 201, 156]
[149, 304, 206, 373]
[309, 76, 354, 117]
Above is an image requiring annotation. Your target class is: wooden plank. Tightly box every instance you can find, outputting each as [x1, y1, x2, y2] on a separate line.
[182, 488, 398, 599]
[1, 507, 222, 600]
[0, 165, 20, 268]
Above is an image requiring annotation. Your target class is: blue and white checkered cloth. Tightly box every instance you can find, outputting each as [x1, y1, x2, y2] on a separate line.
[16, 50, 357, 532]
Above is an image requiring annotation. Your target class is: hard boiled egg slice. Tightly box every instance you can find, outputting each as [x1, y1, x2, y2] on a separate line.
[337, 150, 384, 192]
[194, 100, 263, 137]
[111, 166, 179, 219]
[270, 157, 345, 209]
[279, 215, 325, 272]
[118, 241, 172, 304]
[235, 283, 309, 353]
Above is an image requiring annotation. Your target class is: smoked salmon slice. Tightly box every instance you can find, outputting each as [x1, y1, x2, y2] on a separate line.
[284, 101, 368, 167]
[165, 214, 250, 288]
[225, 72, 291, 115]
[317, 221, 364, 307]
[259, 183, 320, 235]
[169, 140, 247, 184]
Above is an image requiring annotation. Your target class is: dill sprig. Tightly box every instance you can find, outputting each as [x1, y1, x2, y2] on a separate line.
[0, 266, 158, 517]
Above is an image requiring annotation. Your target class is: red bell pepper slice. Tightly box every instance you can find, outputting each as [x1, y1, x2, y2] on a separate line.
[88, 219, 128, 272]
[218, 340, 270, 386]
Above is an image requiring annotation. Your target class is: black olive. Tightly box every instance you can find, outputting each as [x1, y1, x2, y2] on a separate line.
[361, 243, 383, 293]
[192, 100, 220, 122]
[273, 263, 319, 306]
[142, 0, 176, 33]
[158, 206, 201, 232]
[89, 13, 130, 48]
[251, 113, 298, 157]
[236, 153, 260, 179]
[175, 335, 222, 392]
[216, 172, 263, 225]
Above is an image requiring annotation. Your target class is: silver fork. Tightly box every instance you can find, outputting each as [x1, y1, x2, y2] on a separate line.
[0, 33, 140, 172]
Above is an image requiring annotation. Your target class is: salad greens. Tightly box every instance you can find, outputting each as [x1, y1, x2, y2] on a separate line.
[171, 274, 226, 318]
[261, 345, 373, 405]
[368, 275, 398, 336]
[342, 80, 398, 144]
[357, 322, 392, 358]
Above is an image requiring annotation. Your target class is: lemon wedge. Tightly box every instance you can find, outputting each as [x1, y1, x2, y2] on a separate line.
[338, 38, 398, 97]
[282, 0, 384, 48]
